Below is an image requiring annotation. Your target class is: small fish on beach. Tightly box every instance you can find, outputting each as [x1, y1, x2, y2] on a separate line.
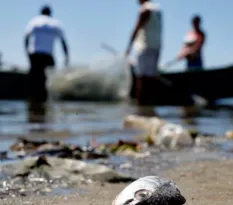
[112, 176, 186, 205]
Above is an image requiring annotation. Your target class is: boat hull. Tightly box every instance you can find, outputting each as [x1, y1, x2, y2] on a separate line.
[129, 65, 233, 105]
[0, 65, 233, 106]
[0, 71, 28, 100]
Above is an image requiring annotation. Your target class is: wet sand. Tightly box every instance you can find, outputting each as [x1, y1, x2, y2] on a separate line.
[1, 160, 233, 205]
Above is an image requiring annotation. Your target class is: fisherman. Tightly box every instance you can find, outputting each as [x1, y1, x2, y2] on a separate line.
[178, 15, 206, 72]
[125, 0, 162, 116]
[24, 5, 69, 103]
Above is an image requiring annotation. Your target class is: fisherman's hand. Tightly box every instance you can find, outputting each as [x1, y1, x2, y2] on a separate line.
[64, 56, 69, 67]
[26, 51, 30, 62]
[125, 48, 131, 59]
[178, 50, 188, 59]
[178, 47, 194, 59]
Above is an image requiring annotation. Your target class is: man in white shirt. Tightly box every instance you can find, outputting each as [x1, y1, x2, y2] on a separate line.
[125, 0, 162, 115]
[24, 5, 69, 103]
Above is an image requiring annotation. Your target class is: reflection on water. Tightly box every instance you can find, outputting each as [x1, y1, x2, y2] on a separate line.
[0, 100, 233, 196]
[0, 100, 233, 152]
[27, 101, 48, 132]
[0, 100, 233, 135]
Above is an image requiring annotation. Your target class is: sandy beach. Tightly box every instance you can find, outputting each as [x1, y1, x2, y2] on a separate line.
[1, 160, 232, 205]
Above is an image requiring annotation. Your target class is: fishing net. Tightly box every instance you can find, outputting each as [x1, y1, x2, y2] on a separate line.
[46, 55, 131, 101]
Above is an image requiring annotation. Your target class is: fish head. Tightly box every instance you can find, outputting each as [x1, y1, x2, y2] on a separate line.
[112, 176, 186, 205]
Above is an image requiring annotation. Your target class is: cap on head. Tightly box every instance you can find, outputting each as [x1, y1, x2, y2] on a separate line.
[40, 5, 52, 16]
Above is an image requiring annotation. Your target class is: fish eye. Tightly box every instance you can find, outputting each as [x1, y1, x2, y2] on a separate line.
[134, 189, 151, 200]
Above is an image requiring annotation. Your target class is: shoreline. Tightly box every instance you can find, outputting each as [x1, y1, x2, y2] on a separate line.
[0, 111, 233, 204]
[1, 160, 233, 205]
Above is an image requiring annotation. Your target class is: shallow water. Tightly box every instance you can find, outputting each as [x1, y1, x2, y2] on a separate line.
[0, 100, 233, 196]
[0, 100, 233, 150]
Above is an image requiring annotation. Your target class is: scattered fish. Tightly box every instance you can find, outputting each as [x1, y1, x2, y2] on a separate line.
[112, 176, 186, 205]
[9, 137, 108, 160]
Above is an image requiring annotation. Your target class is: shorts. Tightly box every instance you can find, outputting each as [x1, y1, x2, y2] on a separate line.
[187, 56, 203, 72]
[135, 48, 160, 77]
[28, 53, 55, 102]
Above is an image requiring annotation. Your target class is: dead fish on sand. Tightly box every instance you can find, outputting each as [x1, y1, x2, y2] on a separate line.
[112, 176, 186, 205]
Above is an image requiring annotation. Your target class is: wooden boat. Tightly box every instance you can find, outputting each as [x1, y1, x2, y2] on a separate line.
[0, 64, 233, 106]
[0, 70, 28, 100]
[129, 64, 233, 105]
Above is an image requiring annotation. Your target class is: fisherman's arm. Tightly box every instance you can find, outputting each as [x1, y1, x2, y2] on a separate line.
[125, 9, 151, 57]
[24, 34, 30, 57]
[24, 21, 34, 59]
[177, 46, 190, 59]
[58, 27, 69, 66]
[178, 33, 205, 59]
[61, 37, 69, 66]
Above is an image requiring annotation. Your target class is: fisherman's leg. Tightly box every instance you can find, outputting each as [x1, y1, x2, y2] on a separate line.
[135, 77, 142, 104]
[135, 51, 144, 105]
[142, 48, 160, 111]
[180, 88, 197, 117]
[27, 54, 43, 123]
[135, 64, 153, 116]
[37, 53, 55, 103]
[135, 51, 150, 106]
[136, 105, 155, 117]
[28, 101, 46, 123]
[180, 80, 197, 117]
[28, 54, 40, 102]
[27, 54, 48, 122]
[180, 58, 202, 116]
[129, 63, 137, 99]
[136, 77, 157, 116]
[135, 50, 157, 116]
[43, 54, 55, 102]
[34, 55, 47, 103]
[182, 104, 198, 118]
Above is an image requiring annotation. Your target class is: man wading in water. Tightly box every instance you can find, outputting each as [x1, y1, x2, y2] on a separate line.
[178, 15, 206, 72]
[24, 5, 69, 121]
[125, 0, 162, 116]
